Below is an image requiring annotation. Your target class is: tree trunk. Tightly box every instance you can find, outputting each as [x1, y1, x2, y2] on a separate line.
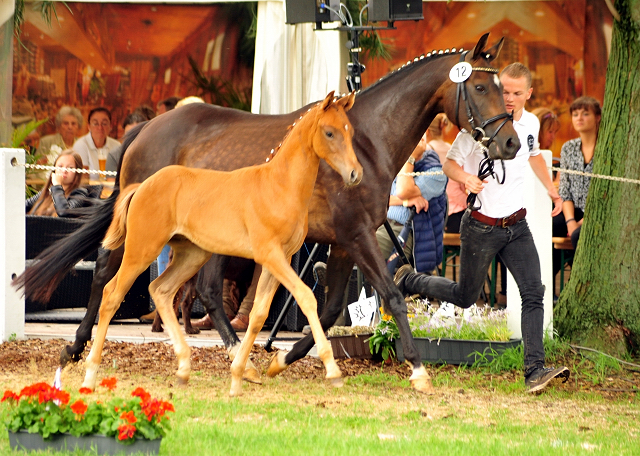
[556, 0, 640, 356]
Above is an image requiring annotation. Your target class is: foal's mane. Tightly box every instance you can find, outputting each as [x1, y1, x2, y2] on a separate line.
[265, 93, 351, 163]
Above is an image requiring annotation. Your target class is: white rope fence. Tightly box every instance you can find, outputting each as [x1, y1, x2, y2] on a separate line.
[399, 166, 640, 185]
[11, 158, 640, 184]
[13, 162, 118, 178]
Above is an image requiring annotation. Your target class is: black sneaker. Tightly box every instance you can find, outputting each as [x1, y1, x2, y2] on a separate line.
[313, 262, 327, 288]
[525, 366, 570, 393]
[393, 264, 414, 295]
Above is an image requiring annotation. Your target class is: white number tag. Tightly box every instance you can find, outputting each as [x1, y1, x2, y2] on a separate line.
[449, 62, 472, 83]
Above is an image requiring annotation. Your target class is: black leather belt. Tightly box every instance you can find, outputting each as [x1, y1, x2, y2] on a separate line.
[471, 208, 527, 228]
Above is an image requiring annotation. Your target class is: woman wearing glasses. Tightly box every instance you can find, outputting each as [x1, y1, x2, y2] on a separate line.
[73, 107, 121, 181]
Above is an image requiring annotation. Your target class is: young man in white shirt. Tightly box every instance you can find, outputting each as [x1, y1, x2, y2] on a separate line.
[395, 63, 570, 393]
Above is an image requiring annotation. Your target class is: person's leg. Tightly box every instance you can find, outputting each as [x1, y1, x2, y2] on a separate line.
[571, 208, 584, 250]
[400, 211, 504, 307]
[552, 212, 568, 281]
[230, 264, 261, 331]
[375, 221, 413, 261]
[496, 219, 546, 377]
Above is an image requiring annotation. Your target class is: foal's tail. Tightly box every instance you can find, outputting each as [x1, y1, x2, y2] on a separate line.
[103, 184, 140, 251]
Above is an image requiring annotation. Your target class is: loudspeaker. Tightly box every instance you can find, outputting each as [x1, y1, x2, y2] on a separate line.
[368, 0, 424, 22]
[285, 0, 341, 24]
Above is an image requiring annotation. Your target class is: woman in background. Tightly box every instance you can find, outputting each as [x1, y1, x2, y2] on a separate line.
[26, 150, 100, 217]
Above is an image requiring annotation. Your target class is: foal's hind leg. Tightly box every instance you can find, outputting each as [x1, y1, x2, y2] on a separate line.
[83, 255, 153, 390]
[149, 242, 212, 385]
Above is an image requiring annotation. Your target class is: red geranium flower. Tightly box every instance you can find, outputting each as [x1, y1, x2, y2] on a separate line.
[100, 377, 117, 391]
[70, 399, 88, 417]
[131, 387, 151, 403]
[79, 387, 93, 394]
[120, 410, 137, 424]
[1, 390, 19, 402]
[117, 423, 136, 441]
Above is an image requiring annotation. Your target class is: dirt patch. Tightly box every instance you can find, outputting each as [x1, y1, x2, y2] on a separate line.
[0, 338, 638, 401]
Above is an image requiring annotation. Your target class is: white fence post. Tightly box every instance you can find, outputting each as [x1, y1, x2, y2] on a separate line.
[1, 148, 26, 341]
[506, 150, 554, 339]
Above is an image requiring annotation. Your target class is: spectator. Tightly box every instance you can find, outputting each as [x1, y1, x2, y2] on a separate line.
[552, 96, 601, 280]
[39, 106, 83, 165]
[393, 63, 569, 393]
[156, 96, 181, 115]
[26, 150, 100, 217]
[73, 107, 120, 181]
[375, 132, 447, 273]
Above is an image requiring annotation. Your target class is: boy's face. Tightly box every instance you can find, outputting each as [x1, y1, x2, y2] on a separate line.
[500, 74, 532, 120]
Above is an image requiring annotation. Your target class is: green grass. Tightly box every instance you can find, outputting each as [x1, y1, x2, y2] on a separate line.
[1, 337, 639, 456]
[2, 369, 639, 456]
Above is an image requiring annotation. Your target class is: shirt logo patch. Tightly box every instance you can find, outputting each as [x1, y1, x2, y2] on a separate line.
[527, 134, 534, 152]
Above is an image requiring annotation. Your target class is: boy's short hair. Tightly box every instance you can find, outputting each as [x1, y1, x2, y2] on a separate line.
[500, 63, 532, 88]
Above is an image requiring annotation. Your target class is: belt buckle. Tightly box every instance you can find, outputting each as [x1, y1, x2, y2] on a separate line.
[501, 214, 514, 228]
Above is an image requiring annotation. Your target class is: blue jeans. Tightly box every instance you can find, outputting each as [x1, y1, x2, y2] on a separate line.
[157, 245, 171, 275]
[403, 210, 545, 378]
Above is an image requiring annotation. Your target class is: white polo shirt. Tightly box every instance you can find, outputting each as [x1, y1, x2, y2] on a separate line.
[73, 133, 121, 181]
[446, 109, 540, 218]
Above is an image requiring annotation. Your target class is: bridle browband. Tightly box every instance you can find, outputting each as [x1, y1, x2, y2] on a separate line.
[454, 51, 513, 210]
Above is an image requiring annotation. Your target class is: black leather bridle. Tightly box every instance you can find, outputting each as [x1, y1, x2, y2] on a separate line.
[454, 51, 514, 210]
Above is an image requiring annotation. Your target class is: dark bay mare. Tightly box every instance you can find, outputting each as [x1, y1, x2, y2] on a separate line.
[15, 34, 520, 393]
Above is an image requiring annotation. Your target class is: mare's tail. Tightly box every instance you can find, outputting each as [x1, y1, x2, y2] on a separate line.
[13, 189, 121, 302]
[12, 121, 148, 303]
[103, 185, 140, 251]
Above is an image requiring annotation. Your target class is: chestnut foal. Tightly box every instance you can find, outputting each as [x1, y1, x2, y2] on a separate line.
[82, 92, 362, 396]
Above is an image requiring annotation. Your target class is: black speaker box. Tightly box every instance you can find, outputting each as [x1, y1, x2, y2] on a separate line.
[369, 0, 424, 22]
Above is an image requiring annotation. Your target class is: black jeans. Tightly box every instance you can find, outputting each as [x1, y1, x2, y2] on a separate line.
[403, 210, 546, 378]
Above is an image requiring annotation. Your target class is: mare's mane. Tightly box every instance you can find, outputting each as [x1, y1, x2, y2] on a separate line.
[361, 48, 465, 94]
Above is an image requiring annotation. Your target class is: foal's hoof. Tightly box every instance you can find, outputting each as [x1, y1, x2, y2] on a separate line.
[266, 351, 288, 378]
[243, 366, 262, 385]
[184, 325, 200, 335]
[176, 377, 189, 387]
[329, 377, 344, 388]
[411, 376, 436, 395]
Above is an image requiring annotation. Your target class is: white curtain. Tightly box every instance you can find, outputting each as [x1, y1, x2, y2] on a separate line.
[252, 0, 347, 114]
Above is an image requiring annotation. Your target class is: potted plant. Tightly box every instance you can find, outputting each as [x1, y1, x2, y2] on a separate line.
[369, 299, 521, 365]
[2, 377, 173, 455]
[327, 325, 375, 359]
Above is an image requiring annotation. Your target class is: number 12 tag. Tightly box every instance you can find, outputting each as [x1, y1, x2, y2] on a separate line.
[449, 62, 472, 83]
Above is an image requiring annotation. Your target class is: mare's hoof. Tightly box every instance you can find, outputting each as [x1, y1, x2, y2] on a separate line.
[176, 377, 189, 387]
[60, 346, 79, 367]
[411, 377, 436, 395]
[151, 324, 164, 333]
[329, 377, 344, 388]
[266, 351, 287, 378]
[243, 366, 262, 384]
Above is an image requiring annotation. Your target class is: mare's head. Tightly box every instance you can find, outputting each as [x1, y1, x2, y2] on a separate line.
[311, 91, 363, 186]
[444, 33, 520, 160]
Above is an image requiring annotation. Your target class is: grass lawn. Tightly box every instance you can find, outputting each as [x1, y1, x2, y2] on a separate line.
[1, 339, 638, 455]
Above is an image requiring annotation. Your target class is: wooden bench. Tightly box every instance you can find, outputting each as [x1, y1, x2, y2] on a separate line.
[552, 236, 574, 293]
[440, 232, 498, 307]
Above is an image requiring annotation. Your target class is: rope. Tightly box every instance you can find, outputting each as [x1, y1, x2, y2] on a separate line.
[12, 162, 117, 177]
[400, 166, 640, 185]
[549, 166, 640, 185]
